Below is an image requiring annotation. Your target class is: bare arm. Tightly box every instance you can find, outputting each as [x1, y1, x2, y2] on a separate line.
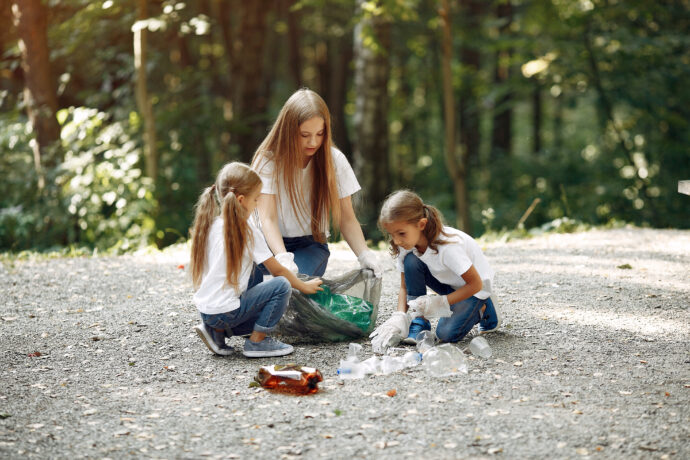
[446, 265, 483, 305]
[397, 272, 409, 312]
[256, 193, 287, 255]
[339, 196, 368, 256]
[262, 257, 323, 294]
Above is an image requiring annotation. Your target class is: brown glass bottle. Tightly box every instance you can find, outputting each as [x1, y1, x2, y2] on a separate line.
[255, 364, 323, 395]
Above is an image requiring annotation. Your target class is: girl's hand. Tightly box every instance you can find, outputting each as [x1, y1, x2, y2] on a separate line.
[299, 278, 323, 294]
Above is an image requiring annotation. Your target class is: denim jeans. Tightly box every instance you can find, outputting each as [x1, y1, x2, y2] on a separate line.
[283, 235, 330, 277]
[403, 252, 491, 343]
[200, 265, 291, 335]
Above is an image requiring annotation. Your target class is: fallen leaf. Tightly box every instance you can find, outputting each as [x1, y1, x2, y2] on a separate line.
[387, 389, 397, 397]
[664, 392, 670, 397]
[617, 263, 632, 269]
[572, 410, 583, 415]
[513, 361, 523, 367]
[177, 264, 185, 270]
[321, 434, 333, 439]
[28, 352, 42, 358]
[488, 447, 503, 454]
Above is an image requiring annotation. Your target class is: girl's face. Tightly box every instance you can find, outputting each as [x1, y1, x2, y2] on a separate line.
[383, 219, 428, 251]
[299, 116, 325, 163]
[238, 185, 262, 217]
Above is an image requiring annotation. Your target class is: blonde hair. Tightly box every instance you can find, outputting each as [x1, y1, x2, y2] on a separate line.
[251, 88, 340, 243]
[378, 190, 453, 257]
[189, 162, 262, 290]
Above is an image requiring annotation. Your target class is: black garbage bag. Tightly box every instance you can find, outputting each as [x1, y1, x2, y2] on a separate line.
[275, 269, 381, 342]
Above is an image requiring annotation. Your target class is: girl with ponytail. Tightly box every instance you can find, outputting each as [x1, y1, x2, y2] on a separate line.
[369, 190, 500, 353]
[189, 162, 322, 358]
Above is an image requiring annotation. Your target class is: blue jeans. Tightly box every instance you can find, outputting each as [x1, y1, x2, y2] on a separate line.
[200, 266, 291, 335]
[403, 252, 492, 343]
[283, 235, 330, 277]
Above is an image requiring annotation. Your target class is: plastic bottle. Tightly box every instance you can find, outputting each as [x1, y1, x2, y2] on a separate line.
[381, 355, 406, 375]
[402, 351, 423, 368]
[469, 336, 492, 358]
[337, 359, 366, 379]
[416, 330, 437, 354]
[255, 364, 323, 394]
[422, 343, 468, 377]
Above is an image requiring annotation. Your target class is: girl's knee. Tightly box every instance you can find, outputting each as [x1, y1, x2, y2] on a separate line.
[271, 276, 292, 294]
[402, 252, 423, 271]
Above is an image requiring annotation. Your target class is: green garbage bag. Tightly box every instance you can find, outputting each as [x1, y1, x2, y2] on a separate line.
[307, 285, 373, 332]
[275, 269, 381, 342]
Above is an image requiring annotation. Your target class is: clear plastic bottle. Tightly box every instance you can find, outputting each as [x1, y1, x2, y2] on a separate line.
[337, 360, 366, 379]
[402, 351, 423, 368]
[469, 336, 492, 358]
[416, 330, 437, 354]
[422, 343, 468, 377]
[381, 355, 406, 375]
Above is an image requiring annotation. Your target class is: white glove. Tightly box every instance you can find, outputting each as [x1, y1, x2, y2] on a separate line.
[358, 249, 383, 277]
[408, 295, 452, 318]
[275, 252, 299, 274]
[369, 311, 411, 353]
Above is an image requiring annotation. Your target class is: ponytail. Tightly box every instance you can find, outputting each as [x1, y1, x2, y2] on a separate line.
[420, 203, 450, 254]
[221, 191, 253, 290]
[189, 185, 218, 289]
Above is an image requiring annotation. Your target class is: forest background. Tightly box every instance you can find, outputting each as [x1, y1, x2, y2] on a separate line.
[1, 0, 688, 253]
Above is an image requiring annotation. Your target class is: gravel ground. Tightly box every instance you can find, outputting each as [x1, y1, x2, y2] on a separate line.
[1, 227, 688, 459]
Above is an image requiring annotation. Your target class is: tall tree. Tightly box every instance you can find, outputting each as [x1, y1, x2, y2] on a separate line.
[11, 0, 60, 188]
[133, 0, 158, 180]
[458, 0, 482, 171]
[490, 0, 513, 160]
[352, 0, 391, 236]
[439, 0, 470, 232]
[231, 1, 271, 163]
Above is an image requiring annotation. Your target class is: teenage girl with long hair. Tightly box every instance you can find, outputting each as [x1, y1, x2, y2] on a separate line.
[369, 190, 500, 353]
[189, 162, 322, 357]
[251, 88, 382, 277]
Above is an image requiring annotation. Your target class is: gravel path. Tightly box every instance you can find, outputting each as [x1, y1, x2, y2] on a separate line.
[1, 227, 688, 459]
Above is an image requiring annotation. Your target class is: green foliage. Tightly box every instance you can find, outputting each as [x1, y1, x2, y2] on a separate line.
[0, 108, 157, 252]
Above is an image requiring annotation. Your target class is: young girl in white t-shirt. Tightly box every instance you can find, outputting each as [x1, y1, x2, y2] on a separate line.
[251, 88, 382, 278]
[189, 162, 323, 358]
[370, 190, 501, 353]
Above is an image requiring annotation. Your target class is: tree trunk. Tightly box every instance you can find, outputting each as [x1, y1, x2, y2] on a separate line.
[490, 0, 512, 160]
[232, 0, 271, 163]
[352, 0, 391, 237]
[327, 35, 353, 158]
[11, 0, 60, 187]
[439, 0, 469, 232]
[284, 0, 302, 88]
[133, 0, 158, 180]
[459, 0, 482, 173]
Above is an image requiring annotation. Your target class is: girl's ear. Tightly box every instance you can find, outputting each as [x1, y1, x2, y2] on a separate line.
[236, 194, 246, 205]
[417, 218, 428, 230]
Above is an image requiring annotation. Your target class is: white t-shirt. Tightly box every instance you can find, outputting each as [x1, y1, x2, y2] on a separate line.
[395, 226, 494, 300]
[255, 147, 361, 237]
[193, 215, 273, 315]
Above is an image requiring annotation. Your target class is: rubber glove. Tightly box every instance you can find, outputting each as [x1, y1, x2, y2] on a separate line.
[357, 249, 383, 277]
[275, 252, 299, 274]
[369, 311, 411, 353]
[408, 295, 452, 318]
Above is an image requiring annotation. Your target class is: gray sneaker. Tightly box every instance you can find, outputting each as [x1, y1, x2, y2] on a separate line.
[195, 323, 233, 356]
[242, 336, 294, 358]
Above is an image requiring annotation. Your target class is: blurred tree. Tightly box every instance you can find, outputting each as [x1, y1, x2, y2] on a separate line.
[133, 0, 158, 180]
[352, 0, 391, 237]
[11, 0, 60, 188]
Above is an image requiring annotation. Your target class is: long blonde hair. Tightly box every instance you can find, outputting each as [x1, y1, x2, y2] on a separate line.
[378, 190, 453, 257]
[189, 162, 262, 290]
[251, 88, 340, 243]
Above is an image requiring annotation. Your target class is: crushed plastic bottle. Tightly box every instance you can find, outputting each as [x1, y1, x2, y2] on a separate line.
[337, 343, 366, 379]
[469, 336, 492, 358]
[381, 355, 407, 375]
[401, 351, 423, 368]
[255, 364, 323, 394]
[422, 343, 468, 377]
[416, 330, 437, 354]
